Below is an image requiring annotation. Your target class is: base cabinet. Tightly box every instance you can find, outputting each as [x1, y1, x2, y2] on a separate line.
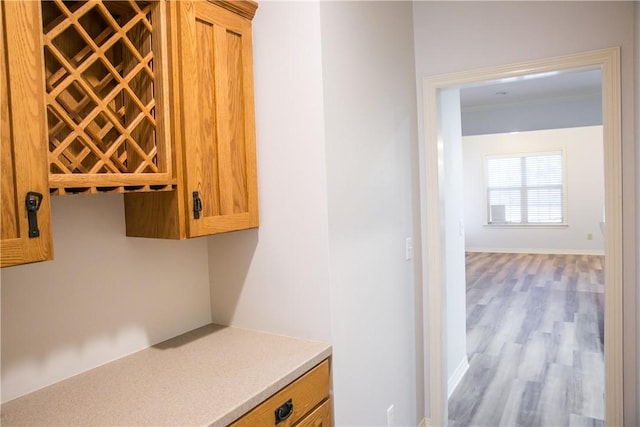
[296, 400, 332, 427]
[230, 360, 332, 427]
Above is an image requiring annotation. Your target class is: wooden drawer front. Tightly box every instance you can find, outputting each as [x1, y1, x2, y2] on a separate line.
[231, 360, 330, 427]
[296, 399, 332, 427]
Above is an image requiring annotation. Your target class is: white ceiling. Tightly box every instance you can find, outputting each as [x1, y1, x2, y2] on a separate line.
[460, 68, 602, 110]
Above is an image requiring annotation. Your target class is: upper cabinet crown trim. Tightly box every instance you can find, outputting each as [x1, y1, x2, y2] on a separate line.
[210, 0, 258, 20]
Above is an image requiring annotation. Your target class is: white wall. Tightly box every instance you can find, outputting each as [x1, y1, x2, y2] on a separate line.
[412, 1, 637, 422]
[440, 89, 468, 396]
[207, 1, 332, 343]
[208, 3, 420, 425]
[320, 2, 419, 425]
[463, 126, 605, 254]
[1, 195, 211, 402]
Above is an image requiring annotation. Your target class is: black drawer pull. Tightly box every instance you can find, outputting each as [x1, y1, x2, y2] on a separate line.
[274, 399, 293, 424]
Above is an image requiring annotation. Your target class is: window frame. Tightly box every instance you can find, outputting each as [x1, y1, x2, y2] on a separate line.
[483, 149, 568, 227]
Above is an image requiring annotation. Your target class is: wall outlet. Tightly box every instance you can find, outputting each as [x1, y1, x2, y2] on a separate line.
[405, 238, 413, 261]
[587, 233, 593, 240]
[387, 404, 395, 427]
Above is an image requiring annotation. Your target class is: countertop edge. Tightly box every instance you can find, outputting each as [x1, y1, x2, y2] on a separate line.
[215, 346, 332, 426]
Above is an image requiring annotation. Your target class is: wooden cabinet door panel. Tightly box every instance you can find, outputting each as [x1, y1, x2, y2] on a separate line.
[296, 399, 333, 427]
[178, 1, 258, 237]
[1, 1, 53, 267]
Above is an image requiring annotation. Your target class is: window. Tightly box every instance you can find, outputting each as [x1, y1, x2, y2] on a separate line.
[485, 151, 564, 225]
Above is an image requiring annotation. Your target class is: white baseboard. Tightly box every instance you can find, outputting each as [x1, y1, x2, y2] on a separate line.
[466, 247, 605, 256]
[448, 357, 469, 399]
[418, 417, 431, 427]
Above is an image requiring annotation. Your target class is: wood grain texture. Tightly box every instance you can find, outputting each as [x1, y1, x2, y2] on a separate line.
[1, 0, 53, 267]
[124, 190, 182, 239]
[226, 29, 249, 214]
[230, 360, 330, 427]
[296, 399, 332, 427]
[42, 0, 173, 194]
[124, 0, 258, 239]
[448, 253, 605, 427]
[211, 1, 258, 21]
[196, 17, 221, 217]
[1, 2, 18, 241]
[181, 0, 258, 237]
[124, 0, 186, 239]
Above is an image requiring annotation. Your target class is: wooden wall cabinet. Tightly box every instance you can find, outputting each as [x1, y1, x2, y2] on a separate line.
[124, 0, 259, 239]
[1, 1, 54, 267]
[1, 0, 259, 268]
[41, 0, 174, 195]
[2, 0, 176, 267]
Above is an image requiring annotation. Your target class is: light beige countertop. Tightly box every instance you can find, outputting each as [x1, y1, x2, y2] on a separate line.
[1, 324, 332, 426]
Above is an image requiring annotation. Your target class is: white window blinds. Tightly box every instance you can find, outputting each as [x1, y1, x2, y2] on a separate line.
[486, 152, 564, 225]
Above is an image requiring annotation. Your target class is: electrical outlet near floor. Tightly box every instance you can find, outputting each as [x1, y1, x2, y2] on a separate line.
[387, 404, 395, 427]
[405, 238, 413, 261]
[587, 232, 593, 240]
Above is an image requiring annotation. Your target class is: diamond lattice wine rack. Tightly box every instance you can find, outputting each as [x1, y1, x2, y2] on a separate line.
[41, 0, 173, 195]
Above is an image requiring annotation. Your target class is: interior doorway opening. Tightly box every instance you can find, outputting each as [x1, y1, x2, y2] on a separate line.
[419, 48, 623, 427]
[448, 70, 606, 423]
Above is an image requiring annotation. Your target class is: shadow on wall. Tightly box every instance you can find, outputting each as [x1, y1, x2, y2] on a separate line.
[207, 228, 259, 326]
[1, 193, 212, 402]
[153, 324, 227, 350]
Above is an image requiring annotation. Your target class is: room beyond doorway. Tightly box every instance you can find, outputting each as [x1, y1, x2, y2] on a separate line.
[419, 48, 623, 427]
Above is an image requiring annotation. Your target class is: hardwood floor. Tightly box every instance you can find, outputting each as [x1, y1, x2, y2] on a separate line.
[448, 252, 605, 427]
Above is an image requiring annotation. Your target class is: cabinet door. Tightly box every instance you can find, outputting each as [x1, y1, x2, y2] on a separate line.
[1, 1, 53, 267]
[296, 400, 333, 427]
[177, 1, 258, 237]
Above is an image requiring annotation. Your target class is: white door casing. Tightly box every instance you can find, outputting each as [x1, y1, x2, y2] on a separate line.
[419, 47, 623, 427]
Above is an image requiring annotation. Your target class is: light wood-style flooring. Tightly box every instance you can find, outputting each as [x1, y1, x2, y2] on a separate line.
[448, 252, 605, 427]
